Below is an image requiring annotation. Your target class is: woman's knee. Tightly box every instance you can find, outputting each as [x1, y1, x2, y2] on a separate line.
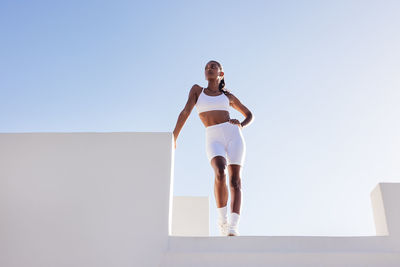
[215, 168, 226, 181]
[229, 174, 241, 190]
[211, 156, 227, 180]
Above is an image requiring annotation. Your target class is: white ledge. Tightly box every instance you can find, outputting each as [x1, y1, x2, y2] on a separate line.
[0, 132, 399, 267]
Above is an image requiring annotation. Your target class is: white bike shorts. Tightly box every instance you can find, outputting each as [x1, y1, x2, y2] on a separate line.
[205, 121, 246, 166]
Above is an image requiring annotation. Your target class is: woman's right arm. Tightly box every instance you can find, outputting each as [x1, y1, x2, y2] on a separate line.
[172, 84, 199, 146]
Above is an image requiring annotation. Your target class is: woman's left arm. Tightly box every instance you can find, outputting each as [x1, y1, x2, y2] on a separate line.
[229, 93, 254, 128]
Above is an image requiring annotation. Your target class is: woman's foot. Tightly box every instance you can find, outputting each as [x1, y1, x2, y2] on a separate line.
[227, 224, 240, 236]
[228, 212, 240, 236]
[217, 220, 230, 236]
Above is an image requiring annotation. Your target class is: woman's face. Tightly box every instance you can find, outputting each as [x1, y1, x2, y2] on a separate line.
[205, 62, 224, 80]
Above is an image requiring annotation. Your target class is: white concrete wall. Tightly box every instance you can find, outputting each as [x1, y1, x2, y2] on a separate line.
[0, 132, 174, 267]
[171, 196, 209, 236]
[371, 183, 400, 240]
[162, 183, 400, 267]
[1, 132, 399, 267]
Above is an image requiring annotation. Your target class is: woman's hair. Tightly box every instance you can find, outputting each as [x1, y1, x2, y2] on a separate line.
[206, 60, 231, 96]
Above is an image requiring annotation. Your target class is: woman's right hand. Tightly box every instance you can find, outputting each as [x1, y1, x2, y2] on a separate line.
[173, 134, 177, 150]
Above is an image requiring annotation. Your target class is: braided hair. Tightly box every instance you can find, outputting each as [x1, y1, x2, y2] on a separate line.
[206, 60, 231, 96]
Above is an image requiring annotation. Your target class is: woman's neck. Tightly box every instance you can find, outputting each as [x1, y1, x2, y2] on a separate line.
[206, 80, 220, 92]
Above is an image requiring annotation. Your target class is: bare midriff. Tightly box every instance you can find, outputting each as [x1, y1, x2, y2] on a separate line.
[198, 110, 231, 128]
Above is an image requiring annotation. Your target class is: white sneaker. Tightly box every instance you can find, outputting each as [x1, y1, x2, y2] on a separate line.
[217, 220, 230, 236]
[228, 224, 240, 236]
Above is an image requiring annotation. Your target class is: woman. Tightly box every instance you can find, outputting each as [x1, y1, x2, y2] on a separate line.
[172, 60, 254, 236]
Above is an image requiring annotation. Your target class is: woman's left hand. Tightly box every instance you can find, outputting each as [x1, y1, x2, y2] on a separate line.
[229, 119, 242, 129]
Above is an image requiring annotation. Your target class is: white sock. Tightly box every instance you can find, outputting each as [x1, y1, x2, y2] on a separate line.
[230, 212, 240, 227]
[217, 205, 228, 223]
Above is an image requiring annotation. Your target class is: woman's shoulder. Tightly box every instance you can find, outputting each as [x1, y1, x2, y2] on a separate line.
[224, 87, 234, 96]
[190, 84, 203, 91]
[189, 84, 204, 101]
[223, 88, 237, 105]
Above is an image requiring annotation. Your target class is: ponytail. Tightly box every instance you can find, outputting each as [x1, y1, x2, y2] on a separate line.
[218, 77, 231, 96]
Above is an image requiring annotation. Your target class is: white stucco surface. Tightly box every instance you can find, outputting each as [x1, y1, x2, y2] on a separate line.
[0, 132, 174, 267]
[0, 132, 399, 266]
[172, 196, 209, 236]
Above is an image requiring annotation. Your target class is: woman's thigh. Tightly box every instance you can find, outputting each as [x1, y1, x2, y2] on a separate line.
[226, 129, 246, 166]
[206, 141, 226, 164]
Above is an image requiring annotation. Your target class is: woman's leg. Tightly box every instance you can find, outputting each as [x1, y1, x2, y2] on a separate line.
[227, 164, 242, 214]
[225, 124, 245, 214]
[210, 155, 228, 208]
[224, 124, 245, 235]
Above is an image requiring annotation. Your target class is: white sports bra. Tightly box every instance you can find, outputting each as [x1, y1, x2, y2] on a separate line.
[196, 87, 230, 114]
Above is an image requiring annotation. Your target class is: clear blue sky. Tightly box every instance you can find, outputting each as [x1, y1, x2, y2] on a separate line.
[1, 0, 399, 236]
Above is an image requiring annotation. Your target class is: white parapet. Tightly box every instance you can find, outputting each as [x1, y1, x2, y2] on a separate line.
[0, 132, 399, 267]
[371, 183, 400, 239]
[162, 183, 400, 267]
[171, 196, 209, 236]
[0, 132, 175, 267]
